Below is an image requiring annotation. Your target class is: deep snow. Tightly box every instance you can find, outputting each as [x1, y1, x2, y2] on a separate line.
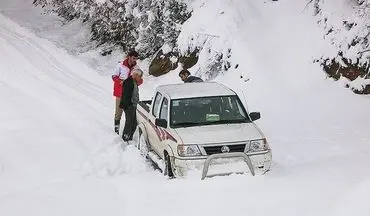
[0, 0, 370, 216]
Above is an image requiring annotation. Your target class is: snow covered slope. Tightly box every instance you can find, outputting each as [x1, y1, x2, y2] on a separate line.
[1, 0, 370, 216]
[0, 13, 150, 216]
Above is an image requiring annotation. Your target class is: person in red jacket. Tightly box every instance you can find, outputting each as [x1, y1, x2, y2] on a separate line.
[112, 50, 143, 134]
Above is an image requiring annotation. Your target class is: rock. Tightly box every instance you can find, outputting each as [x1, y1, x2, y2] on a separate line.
[178, 49, 199, 69]
[149, 49, 200, 76]
[149, 50, 178, 77]
[320, 57, 370, 94]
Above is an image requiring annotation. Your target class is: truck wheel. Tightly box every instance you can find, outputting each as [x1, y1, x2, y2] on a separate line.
[138, 130, 149, 157]
[164, 152, 174, 178]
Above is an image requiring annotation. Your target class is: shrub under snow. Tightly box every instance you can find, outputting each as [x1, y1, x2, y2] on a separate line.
[33, 0, 192, 59]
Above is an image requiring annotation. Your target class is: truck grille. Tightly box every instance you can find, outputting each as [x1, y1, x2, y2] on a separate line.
[203, 144, 246, 155]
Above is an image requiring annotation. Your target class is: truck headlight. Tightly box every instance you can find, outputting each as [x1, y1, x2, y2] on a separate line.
[248, 139, 268, 152]
[177, 145, 202, 157]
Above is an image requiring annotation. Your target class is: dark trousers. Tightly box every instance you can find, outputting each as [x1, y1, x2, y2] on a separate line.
[122, 105, 137, 140]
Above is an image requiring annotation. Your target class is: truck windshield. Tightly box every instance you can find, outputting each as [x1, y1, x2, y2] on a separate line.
[170, 95, 251, 128]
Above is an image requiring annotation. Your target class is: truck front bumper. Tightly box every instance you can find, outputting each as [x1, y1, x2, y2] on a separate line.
[172, 150, 272, 179]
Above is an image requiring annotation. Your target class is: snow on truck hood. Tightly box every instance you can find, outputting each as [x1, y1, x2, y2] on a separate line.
[174, 123, 264, 144]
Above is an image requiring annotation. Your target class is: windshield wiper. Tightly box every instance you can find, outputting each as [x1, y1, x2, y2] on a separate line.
[204, 119, 249, 125]
[172, 119, 249, 128]
[172, 122, 203, 127]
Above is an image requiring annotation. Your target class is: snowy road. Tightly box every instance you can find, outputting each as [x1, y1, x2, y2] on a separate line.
[1, 1, 370, 216]
[0, 13, 136, 215]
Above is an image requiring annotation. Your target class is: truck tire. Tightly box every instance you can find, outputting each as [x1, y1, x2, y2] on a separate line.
[164, 151, 174, 178]
[138, 129, 149, 157]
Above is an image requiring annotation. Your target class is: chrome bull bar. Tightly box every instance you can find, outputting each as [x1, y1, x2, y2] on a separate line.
[201, 152, 255, 180]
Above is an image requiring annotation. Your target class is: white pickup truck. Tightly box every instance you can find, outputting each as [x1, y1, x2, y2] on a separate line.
[135, 82, 272, 179]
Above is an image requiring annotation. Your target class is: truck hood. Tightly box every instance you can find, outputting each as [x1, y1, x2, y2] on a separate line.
[174, 123, 264, 144]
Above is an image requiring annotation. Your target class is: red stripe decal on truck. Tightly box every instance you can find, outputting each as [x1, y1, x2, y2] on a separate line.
[137, 109, 148, 120]
[137, 108, 177, 142]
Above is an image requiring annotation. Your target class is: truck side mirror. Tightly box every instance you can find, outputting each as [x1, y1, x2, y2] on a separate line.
[249, 112, 261, 121]
[155, 118, 168, 128]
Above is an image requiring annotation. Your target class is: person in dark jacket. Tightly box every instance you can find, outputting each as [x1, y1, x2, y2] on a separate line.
[112, 50, 143, 134]
[119, 69, 143, 141]
[179, 69, 203, 83]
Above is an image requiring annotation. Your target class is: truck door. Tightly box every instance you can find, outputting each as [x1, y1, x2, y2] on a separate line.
[147, 92, 164, 156]
[157, 97, 169, 155]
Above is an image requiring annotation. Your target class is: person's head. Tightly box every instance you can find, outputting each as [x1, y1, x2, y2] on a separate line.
[127, 50, 139, 67]
[179, 69, 191, 82]
[131, 69, 143, 82]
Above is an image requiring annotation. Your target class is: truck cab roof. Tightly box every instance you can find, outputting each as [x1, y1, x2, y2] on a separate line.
[156, 82, 236, 99]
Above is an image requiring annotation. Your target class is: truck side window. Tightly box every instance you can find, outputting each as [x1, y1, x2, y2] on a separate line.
[159, 98, 169, 121]
[152, 92, 162, 117]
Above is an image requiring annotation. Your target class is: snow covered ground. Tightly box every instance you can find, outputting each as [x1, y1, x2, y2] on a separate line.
[0, 0, 370, 216]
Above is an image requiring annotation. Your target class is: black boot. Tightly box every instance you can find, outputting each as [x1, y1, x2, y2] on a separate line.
[114, 120, 120, 134]
[122, 134, 130, 142]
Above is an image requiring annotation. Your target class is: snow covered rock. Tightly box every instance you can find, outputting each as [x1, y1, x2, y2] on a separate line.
[312, 0, 370, 94]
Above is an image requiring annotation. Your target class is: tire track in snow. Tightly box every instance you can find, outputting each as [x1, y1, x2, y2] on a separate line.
[0, 20, 112, 127]
[0, 25, 109, 105]
[0, 25, 110, 109]
[0, 37, 107, 129]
